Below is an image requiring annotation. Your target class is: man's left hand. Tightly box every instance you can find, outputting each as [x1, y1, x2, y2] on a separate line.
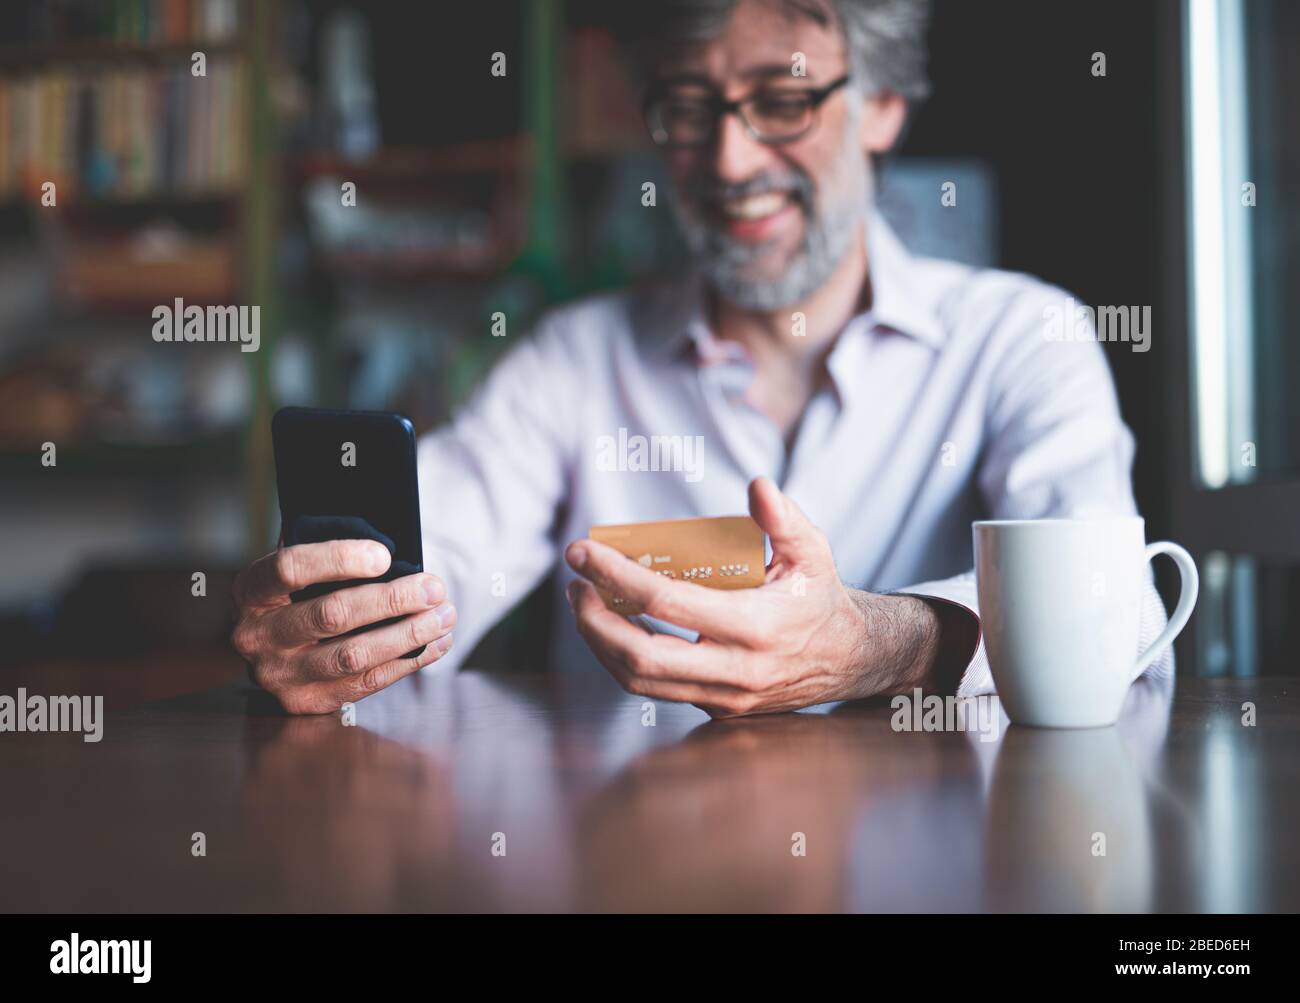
[564, 477, 942, 718]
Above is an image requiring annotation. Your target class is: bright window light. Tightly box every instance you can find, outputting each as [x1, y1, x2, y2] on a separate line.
[1186, 0, 1255, 489]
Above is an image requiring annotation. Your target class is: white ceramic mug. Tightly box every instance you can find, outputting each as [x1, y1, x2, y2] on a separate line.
[973, 518, 1198, 728]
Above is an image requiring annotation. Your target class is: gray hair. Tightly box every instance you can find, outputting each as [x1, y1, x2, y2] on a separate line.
[619, 0, 932, 102]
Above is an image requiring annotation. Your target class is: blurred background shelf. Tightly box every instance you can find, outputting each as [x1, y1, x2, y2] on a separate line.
[60, 237, 239, 308]
[0, 37, 243, 66]
[0, 431, 245, 477]
[289, 138, 535, 180]
[0, 0, 680, 672]
[0, 0, 242, 52]
[0, 186, 241, 207]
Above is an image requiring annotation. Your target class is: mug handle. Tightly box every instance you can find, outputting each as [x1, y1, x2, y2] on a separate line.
[1134, 541, 1200, 673]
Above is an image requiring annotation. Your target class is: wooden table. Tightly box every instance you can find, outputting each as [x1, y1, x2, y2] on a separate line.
[2, 659, 1297, 912]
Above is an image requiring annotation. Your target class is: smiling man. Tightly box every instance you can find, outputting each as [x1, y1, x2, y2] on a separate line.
[231, 0, 1172, 716]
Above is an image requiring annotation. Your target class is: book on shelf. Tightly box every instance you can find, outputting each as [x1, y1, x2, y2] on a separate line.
[0, 0, 240, 48]
[0, 59, 246, 200]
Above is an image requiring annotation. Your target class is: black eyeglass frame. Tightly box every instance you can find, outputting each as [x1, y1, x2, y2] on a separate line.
[642, 74, 853, 148]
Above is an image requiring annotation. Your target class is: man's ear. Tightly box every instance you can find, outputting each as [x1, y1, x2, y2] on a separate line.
[859, 91, 908, 154]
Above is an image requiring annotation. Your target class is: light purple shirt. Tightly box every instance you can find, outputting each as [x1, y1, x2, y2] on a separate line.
[416, 213, 1172, 696]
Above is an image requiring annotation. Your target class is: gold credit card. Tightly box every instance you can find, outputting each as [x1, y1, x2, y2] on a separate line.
[588, 516, 766, 613]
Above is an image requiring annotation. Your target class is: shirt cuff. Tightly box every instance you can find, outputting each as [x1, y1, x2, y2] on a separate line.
[892, 588, 988, 697]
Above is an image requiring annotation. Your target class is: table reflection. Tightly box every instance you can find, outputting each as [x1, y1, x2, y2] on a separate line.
[236, 669, 1179, 912]
[576, 708, 980, 911]
[980, 673, 1172, 913]
[236, 711, 459, 911]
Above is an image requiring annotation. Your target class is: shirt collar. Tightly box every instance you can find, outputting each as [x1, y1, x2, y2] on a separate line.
[863, 211, 946, 349]
[652, 210, 946, 360]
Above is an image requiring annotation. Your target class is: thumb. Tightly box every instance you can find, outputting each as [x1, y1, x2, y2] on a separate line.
[747, 477, 833, 572]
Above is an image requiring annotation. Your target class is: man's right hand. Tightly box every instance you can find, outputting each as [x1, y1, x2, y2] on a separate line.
[230, 540, 456, 714]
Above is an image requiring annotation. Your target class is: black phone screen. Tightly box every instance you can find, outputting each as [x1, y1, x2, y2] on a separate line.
[271, 407, 424, 605]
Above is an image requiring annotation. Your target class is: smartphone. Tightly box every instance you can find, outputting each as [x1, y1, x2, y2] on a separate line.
[271, 406, 426, 655]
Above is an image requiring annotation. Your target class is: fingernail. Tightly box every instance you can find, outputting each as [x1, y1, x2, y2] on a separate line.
[367, 544, 391, 574]
[436, 632, 455, 654]
[437, 604, 457, 630]
[565, 581, 577, 609]
[568, 544, 588, 569]
[422, 576, 445, 605]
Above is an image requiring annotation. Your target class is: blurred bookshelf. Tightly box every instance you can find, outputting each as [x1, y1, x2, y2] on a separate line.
[288, 138, 535, 282]
[0, 61, 248, 204]
[0, 0, 239, 47]
[0, 432, 244, 477]
[0, 0, 267, 643]
[0, 0, 668, 455]
[0, 0, 686, 664]
[0, 0, 253, 440]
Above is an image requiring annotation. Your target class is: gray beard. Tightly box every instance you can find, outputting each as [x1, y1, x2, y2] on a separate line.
[677, 191, 867, 310]
[671, 87, 872, 311]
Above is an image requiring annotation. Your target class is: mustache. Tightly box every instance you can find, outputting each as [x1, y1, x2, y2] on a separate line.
[682, 170, 816, 210]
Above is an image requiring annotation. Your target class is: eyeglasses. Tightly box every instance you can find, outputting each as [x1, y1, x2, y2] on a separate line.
[643, 75, 851, 148]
